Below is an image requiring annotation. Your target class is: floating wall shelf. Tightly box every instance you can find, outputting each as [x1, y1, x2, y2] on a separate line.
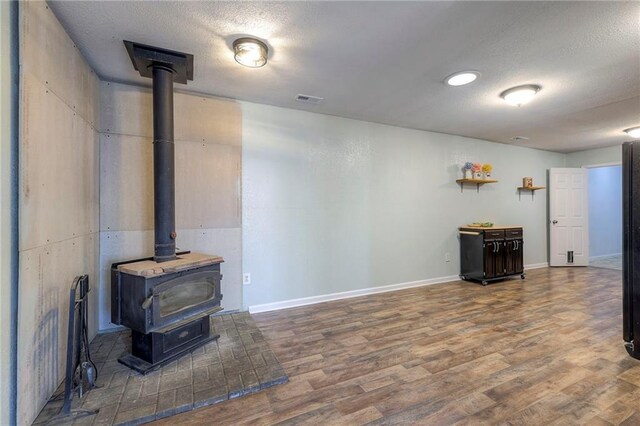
[517, 186, 546, 200]
[456, 178, 498, 193]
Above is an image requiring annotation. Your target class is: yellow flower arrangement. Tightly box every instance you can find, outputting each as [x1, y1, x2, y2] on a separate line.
[482, 164, 493, 173]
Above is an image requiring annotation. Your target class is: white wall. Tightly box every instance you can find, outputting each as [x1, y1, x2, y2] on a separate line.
[17, 3, 100, 424]
[242, 103, 566, 310]
[0, 1, 18, 424]
[588, 165, 622, 258]
[98, 82, 243, 330]
[566, 145, 622, 167]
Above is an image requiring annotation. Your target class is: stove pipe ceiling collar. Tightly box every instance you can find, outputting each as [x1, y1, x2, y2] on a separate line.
[124, 41, 194, 262]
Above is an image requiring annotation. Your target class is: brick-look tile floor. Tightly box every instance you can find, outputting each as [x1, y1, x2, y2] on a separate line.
[34, 312, 288, 426]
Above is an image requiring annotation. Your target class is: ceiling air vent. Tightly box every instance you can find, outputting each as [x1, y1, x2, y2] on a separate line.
[510, 136, 530, 142]
[295, 94, 324, 104]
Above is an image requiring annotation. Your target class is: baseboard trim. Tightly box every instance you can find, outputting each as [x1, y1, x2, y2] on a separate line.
[524, 262, 549, 270]
[249, 262, 549, 314]
[589, 253, 622, 261]
[249, 275, 459, 314]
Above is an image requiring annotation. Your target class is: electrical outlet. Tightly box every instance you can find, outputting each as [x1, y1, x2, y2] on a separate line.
[445, 252, 451, 262]
[243, 273, 251, 285]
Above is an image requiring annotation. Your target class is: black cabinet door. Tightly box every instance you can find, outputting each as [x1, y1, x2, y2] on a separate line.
[504, 239, 524, 275]
[484, 242, 496, 278]
[494, 241, 505, 276]
[484, 241, 504, 279]
[513, 239, 523, 273]
[504, 241, 516, 275]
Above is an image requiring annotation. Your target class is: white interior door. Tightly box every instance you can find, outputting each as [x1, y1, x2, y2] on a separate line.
[549, 168, 589, 266]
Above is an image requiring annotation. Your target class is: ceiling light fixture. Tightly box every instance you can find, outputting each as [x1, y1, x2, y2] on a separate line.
[624, 126, 640, 138]
[233, 37, 268, 68]
[500, 84, 541, 106]
[444, 71, 480, 86]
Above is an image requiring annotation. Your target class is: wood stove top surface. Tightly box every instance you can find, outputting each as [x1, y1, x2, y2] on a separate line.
[118, 252, 224, 277]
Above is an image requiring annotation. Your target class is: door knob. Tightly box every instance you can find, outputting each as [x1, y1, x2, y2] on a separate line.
[552, 220, 558, 225]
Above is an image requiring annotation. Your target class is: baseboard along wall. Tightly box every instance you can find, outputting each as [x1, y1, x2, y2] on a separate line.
[589, 253, 622, 261]
[248, 262, 549, 314]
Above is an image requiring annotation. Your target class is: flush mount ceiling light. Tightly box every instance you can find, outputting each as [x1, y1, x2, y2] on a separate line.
[624, 126, 640, 138]
[233, 37, 268, 68]
[500, 84, 541, 106]
[444, 71, 480, 86]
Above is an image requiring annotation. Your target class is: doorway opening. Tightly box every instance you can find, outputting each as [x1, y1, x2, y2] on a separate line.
[588, 164, 622, 270]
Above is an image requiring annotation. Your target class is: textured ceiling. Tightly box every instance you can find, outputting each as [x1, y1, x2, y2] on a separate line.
[49, 1, 640, 153]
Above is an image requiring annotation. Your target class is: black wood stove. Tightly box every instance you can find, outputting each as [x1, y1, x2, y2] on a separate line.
[111, 41, 223, 374]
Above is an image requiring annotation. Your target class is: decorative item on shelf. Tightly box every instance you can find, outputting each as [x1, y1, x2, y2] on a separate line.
[482, 163, 493, 179]
[517, 177, 545, 200]
[463, 162, 473, 179]
[456, 175, 498, 192]
[472, 163, 483, 180]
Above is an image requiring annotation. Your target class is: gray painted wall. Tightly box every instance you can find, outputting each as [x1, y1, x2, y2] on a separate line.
[17, 3, 100, 424]
[241, 102, 566, 310]
[588, 165, 622, 258]
[566, 145, 622, 167]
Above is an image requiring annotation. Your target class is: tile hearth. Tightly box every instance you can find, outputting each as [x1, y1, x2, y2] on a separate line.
[34, 312, 288, 425]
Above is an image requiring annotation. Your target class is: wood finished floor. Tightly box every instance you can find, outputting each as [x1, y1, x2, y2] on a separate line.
[154, 267, 639, 425]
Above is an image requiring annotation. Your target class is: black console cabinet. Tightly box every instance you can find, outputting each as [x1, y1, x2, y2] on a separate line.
[459, 227, 525, 285]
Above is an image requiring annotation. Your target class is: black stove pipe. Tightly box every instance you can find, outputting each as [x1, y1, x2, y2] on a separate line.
[124, 41, 193, 262]
[152, 65, 177, 262]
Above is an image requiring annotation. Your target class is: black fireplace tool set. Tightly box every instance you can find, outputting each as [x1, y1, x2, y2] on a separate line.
[46, 275, 99, 423]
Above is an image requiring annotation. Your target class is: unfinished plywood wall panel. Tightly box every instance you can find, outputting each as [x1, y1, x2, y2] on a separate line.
[99, 81, 242, 330]
[100, 133, 154, 231]
[20, 2, 98, 128]
[100, 135, 240, 232]
[101, 82, 242, 145]
[175, 141, 241, 229]
[173, 94, 242, 146]
[17, 2, 99, 424]
[17, 235, 98, 422]
[100, 82, 152, 138]
[20, 73, 98, 250]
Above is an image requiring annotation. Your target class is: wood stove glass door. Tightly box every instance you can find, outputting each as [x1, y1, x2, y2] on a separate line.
[150, 270, 221, 331]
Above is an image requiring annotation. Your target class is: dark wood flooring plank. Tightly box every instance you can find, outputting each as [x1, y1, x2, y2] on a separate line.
[154, 267, 638, 425]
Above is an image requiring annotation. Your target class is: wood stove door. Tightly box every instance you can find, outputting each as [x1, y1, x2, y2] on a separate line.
[149, 269, 222, 332]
